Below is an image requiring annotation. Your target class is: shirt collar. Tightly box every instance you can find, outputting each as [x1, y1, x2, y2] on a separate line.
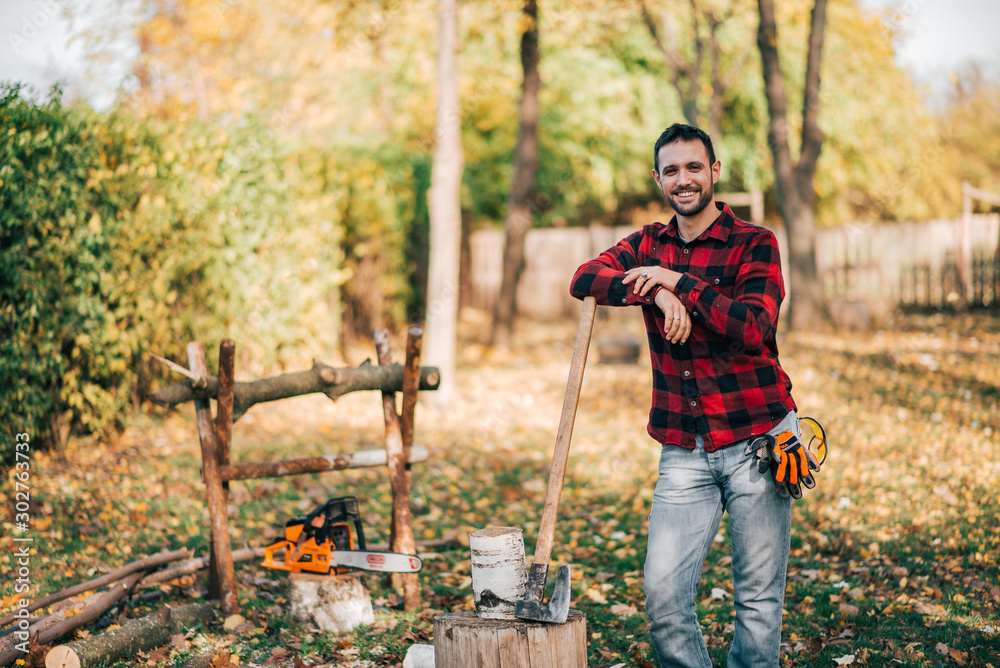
[659, 201, 736, 243]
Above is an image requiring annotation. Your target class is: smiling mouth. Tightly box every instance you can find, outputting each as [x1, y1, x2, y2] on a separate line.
[673, 190, 699, 201]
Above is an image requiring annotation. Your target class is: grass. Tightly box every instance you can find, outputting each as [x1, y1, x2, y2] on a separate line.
[2, 308, 999, 666]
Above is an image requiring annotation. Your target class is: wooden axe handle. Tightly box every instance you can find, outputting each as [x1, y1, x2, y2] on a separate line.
[530, 296, 597, 569]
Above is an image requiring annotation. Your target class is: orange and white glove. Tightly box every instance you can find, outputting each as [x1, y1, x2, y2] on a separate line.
[745, 431, 821, 499]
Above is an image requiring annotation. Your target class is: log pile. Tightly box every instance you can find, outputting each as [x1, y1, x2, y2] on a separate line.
[0, 548, 263, 667]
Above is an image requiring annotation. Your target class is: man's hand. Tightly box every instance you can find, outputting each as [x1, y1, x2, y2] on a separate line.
[745, 431, 820, 499]
[623, 266, 683, 296]
[654, 289, 691, 344]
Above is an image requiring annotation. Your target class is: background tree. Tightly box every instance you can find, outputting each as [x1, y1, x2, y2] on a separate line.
[424, 0, 464, 404]
[756, 0, 828, 330]
[638, 0, 744, 142]
[491, 0, 541, 348]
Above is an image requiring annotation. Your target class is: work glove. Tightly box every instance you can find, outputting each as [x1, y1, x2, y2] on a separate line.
[745, 431, 821, 499]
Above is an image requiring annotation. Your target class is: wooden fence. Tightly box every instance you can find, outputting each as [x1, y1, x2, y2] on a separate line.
[468, 213, 1000, 319]
[817, 214, 1000, 310]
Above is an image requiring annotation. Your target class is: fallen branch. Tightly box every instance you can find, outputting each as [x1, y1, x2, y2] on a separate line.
[0, 574, 142, 666]
[137, 548, 265, 589]
[148, 360, 441, 420]
[44, 602, 215, 668]
[0, 592, 104, 663]
[0, 549, 189, 629]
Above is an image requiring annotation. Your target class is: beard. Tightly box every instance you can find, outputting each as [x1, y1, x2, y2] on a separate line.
[665, 185, 714, 217]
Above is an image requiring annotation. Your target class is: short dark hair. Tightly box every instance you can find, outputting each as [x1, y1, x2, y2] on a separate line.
[653, 124, 716, 173]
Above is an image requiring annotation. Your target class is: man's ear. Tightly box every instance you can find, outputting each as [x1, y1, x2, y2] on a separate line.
[711, 160, 721, 184]
[652, 169, 662, 188]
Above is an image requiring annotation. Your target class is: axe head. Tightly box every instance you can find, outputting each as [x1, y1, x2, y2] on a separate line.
[515, 564, 572, 624]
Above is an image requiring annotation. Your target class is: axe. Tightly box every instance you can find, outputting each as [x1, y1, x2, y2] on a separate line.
[516, 296, 596, 624]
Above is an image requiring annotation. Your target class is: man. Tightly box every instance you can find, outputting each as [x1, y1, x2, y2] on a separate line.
[570, 123, 799, 667]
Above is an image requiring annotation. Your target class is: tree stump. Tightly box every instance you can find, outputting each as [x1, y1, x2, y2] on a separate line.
[288, 572, 374, 634]
[433, 610, 587, 668]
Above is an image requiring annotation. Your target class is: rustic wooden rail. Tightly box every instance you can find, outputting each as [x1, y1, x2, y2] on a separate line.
[155, 334, 437, 615]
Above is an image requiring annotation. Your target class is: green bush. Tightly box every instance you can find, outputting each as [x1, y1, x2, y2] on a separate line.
[0, 86, 344, 455]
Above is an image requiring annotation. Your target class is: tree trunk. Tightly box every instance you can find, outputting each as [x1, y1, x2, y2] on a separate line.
[492, 0, 541, 348]
[424, 0, 464, 405]
[756, 0, 828, 330]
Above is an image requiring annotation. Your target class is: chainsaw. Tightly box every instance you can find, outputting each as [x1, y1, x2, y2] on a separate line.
[262, 496, 423, 575]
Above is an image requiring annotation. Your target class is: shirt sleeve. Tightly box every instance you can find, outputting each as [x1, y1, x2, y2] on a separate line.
[569, 230, 660, 307]
[672, 229, 784, 351]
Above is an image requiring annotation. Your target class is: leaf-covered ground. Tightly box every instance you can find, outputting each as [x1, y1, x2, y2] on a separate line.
[3, 309, 999, 667]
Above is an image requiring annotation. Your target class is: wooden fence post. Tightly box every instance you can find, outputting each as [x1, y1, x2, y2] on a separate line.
[206, 339, 235, 600]
[187, 341, 240, 616]
[374, 330, 420, 611]
[398, 327, 423, 610]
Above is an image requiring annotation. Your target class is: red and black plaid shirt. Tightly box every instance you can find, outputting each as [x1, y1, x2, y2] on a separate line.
[570, 202, 796, 452]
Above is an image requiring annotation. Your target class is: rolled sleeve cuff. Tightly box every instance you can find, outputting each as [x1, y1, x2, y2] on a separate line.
[674, 273, 707, 309]
[623, 284, 660, 306]
[608, 275, 661, 306]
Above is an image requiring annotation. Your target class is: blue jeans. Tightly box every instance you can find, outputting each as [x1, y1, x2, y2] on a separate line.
[644, 412, 796, 668]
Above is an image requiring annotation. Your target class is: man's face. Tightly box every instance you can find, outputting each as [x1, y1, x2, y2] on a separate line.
[652, 140, 721, 218]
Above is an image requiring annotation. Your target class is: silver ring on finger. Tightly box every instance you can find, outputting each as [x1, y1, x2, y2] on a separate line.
[641, 270, 649, 278]
[673, 316, 680, 320]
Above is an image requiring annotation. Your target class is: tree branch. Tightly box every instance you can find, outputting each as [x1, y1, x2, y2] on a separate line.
[639, 0, 698, 126]
[148, 361, 441, 420]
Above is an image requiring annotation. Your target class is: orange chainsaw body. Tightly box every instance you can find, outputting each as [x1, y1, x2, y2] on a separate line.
[262, 497, 365, 575]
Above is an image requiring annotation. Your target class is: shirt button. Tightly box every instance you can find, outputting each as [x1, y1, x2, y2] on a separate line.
[621, 298, 627, 304]
[690, 400, 697, 407]
[693, 311, 698, 317]
[714, 278, 720, 285]
[684, 370, 691, 377]
[683, 248, 690, 255]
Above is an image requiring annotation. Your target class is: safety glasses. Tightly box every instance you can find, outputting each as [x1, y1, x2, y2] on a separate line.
[799, 416, 827, 466]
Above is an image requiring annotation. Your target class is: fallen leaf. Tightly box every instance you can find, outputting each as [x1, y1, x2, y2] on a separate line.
[838, 602, 859, 616]
[170, 633, 187, 649]
[913, 600, 946, 617]
[223, 613, 246, 631]
[585, 588, 608, 604]
[267, 647, 291, 664]
[933, 484, 958, 505]
[209, 649, 231, 668]
[610, 603, 638, 617]
[833, 654, 855, 666]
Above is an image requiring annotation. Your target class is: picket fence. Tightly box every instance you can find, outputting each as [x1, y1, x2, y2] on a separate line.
[468, 214, 1000, 320]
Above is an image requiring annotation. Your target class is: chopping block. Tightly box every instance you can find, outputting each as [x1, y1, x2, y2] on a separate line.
[433, 610, 587, 668]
